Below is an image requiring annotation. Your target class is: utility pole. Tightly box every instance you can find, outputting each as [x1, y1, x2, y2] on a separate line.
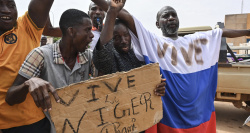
[241, 0, 244, 14]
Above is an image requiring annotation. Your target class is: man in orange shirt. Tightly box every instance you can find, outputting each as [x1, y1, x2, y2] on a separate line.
[0, 0, 57, 132]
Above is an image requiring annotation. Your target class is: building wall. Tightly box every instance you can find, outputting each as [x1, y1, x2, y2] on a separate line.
[225, 14, 249, 54]
[47, 37, 54, 44]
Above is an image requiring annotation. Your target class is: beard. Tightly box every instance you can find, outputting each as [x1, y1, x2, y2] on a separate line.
[161, 23, 179, 36]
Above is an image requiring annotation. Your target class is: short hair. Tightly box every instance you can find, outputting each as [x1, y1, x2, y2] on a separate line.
[89, 2, 95, 11]
[41, 36, 47, 40]
[114, 19, 126, 26]
[59, 9, 90, 35]
[156, 11, 161, 22]
[156, 6, 176, 22]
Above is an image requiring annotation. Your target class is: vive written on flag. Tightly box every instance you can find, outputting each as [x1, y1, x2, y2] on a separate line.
[130, 16, 223, 133]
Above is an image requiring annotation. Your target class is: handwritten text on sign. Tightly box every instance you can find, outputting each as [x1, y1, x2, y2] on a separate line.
[50, 63, 163, 133]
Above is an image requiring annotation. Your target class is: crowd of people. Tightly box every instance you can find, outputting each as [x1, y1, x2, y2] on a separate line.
[0, 0, 250, 133]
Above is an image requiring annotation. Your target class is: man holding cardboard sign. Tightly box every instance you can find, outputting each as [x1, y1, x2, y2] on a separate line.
[5, 1, 165, 133]
[50, 63, 163, 133]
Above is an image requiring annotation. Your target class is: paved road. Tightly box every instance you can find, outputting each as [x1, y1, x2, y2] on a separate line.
[215, 101, 250, 133]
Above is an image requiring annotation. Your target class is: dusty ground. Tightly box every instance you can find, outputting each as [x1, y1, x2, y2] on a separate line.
[215, 101, 250, 133]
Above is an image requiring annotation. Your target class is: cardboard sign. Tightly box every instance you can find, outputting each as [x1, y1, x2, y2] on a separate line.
[50, 63, 163, 133]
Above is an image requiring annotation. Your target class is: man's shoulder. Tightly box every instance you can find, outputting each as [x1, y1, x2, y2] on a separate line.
[36, 44, 54, 58]
[16, 11, 44, 33]
[85, 49, 93, 53]
[39, 44, 53, 51]
[84, 49, 93, 59]
[16, 12, 29, 28]
[28, 47, 45, 58]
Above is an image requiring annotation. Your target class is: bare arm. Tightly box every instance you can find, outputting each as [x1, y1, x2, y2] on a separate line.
[97, 8, 118, 49]
[6, 75, 60, 111]
[6, 75, 29, 105]
[28, 0, 54, 28]
[43, 16, 62, 37]
[97, 0, 126, 50]
[91, 0, 137, 37]
[222, 29, 250, 38]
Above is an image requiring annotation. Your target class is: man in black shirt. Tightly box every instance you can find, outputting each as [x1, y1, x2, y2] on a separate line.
[93, 19, 145, 74]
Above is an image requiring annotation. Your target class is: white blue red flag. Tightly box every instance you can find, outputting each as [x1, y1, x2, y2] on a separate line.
[130, 16, 222, 133]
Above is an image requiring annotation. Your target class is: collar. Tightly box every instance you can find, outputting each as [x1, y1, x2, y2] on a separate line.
[53, 40, 88, 65]
[0, 22, 18, 38]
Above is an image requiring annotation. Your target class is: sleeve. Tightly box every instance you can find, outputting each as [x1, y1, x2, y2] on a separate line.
[93, 40, 115, 74]
[204, 29, 223, 62]
[189, 28, 223, 65]
[129, 29, 144, 61]
[18, 11, 44, 47]
[19, 48, 45, 79]
[130, 15, 160, 64]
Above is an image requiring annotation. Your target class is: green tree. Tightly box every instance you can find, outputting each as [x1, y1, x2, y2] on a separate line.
[53, 37, 61, 43]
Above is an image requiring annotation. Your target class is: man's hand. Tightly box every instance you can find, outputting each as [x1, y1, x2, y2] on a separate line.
[109, 0, 126, 12]
[154, 79, 166, 96]
[97, 0, 126, 47]
[24, 77, 60, 111]
[91, 0, 137, 37]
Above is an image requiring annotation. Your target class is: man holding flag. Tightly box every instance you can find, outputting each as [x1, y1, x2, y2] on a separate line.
[91, 0, 250, 132]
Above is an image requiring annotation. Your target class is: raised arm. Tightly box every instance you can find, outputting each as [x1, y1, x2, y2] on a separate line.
[222, 29, 250, 38]
[97, 0, 126, 49]
[28, 0, 54, 28]
[43, 16, 62, 37]
[93, 0, 126, 74]
[91, 0, 137, 37]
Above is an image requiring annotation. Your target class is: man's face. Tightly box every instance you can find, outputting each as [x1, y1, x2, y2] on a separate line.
[157, 7, 179, 37]
[88, 3, 105, 30]
[0, 0, 17, 33]
[40, 37, 47, 46]
[72, 18, 94, 53]
[113, 23, 131, 54]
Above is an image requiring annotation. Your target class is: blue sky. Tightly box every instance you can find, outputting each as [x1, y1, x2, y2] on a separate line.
[16, 0, 250, 35]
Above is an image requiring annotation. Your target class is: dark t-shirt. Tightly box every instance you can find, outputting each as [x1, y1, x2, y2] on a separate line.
[93, 40, 145, 75]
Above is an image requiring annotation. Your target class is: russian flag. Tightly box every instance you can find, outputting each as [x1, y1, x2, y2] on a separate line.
[130, 16, 222, 133]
